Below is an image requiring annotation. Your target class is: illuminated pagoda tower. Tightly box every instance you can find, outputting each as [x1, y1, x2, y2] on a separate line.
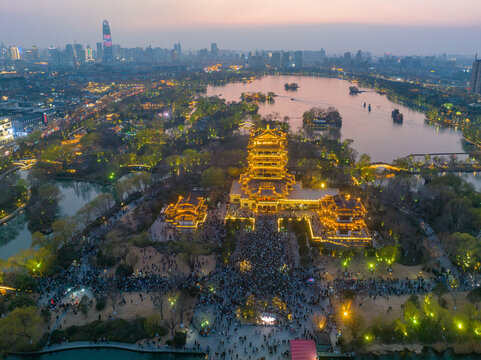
[102, 20, 113, 62]
[230, 126, 337, 211]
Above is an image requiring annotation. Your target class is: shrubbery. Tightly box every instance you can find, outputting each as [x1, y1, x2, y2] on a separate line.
[49, 317, 166, 344]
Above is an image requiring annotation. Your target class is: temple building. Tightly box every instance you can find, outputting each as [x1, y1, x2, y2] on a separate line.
[229, 125, 371, 247]
[164, 195, 208, 229]
[230, 125, 337, 211]
[318, 194, 371, 246]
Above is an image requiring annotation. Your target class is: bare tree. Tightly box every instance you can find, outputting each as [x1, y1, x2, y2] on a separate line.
[126, 251, 139, 269]
[108, 279, 120, 313]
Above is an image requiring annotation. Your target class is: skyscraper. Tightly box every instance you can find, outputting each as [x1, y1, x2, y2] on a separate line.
[281, 52, 290, 68]
[96, 42, 103, 61]
[211, 42, 218, 57]
[470, 56, 481, 95]
[9, 46, 20, 61]
[294, 51, 303, 68]
[102, 20, 113, 62]
[74, 43, 85, 63]
[86, 45, 93, 61]
[0, 42, 7, 60]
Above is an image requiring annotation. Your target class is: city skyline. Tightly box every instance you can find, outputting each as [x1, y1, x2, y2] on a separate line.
[1, 0, 481, 55]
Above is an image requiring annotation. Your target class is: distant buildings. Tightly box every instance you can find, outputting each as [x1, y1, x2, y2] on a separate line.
[470, 57, 481, 94]
[211, 42, 218, 58]
[0, 117, 13, 144]
[86, 45, 93, 61]
[294, 51, 303, 68]
[102, 20, 113, 62]
[9, 46, 20, 61]
[281, 52, 290, 68]
[96, 42, 103, 61]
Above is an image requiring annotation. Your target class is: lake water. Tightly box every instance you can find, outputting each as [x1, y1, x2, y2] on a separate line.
[0, 174, 110, 260]
[7, 348, 202, 360]
[6, 347, 481, 360]
[206, 75, 465, 162]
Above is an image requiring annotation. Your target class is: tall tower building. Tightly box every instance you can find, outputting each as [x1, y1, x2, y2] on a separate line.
[470, 56, 481, 95]
[9, 46, 20, 61]
[294, 51, 303, 68]
[0, 42, 7, 59]
[210, 42, 218, 57]
[30, 45, 38, 60]
[86, 45, 93, 61]
[281, 52, 290, 68]
[96, 42, 103, 60]
[102, 20, 113, 62]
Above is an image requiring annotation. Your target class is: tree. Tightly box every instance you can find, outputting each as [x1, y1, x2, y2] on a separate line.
[355, 154, 374, 183]
[154, 292, 165, 321]
[108, 280, 120, 313]
[51, 217, 77, 247]
[78, 295, 91, 316]
[377, 246, 400, 269]
[172, 331, 187, 348]
[115, 263, 133, 278]
[7, 294, 36, 312]
[200, 167, 225, 188]
[126, 251, 139, 270]
[179, 237, 202, 273]
[448, 277, 460, 310]
[144, 313, 167, 338]
[433, 282, 447, 301]
[345, 311, 365, 340]
[31, 231, 48, 249]
[0, 306, 42, 353]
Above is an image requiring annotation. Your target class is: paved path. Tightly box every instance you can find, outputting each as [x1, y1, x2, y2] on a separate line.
[419, 219, 462, 279]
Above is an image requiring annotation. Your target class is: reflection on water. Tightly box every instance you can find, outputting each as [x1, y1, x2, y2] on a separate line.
[56, 180, 110, 217]
[206, 75, 464, 162]
[0, 178, 111, 260]
[0, 214, 30, 252]
[459, 173, 481, 192]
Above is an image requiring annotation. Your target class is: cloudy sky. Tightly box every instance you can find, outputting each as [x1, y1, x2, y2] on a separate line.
[2, 0, 481, 55]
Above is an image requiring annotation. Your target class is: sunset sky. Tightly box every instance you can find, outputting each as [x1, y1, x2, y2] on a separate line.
[2, 0, 481, 55]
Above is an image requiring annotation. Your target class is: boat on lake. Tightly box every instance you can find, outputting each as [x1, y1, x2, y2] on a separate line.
[284, 83, 299, 90]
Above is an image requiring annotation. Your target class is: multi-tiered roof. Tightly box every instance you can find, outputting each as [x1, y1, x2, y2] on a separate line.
[238, 126, 295, 200]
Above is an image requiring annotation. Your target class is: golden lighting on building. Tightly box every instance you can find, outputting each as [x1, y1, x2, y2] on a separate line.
[164, 195, 208, 229]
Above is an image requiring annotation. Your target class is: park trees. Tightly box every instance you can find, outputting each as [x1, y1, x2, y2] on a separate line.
[200, 167, 225, 189]
[0, 306, 42, 353]
[377, 246, 400, 269]
[26, 182, 62, 233]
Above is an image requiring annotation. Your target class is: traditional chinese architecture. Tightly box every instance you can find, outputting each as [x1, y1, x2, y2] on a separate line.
[318, 194, 371, 246]
[230, 125, 337, 211]
[229, 125, 371, 247]
[164, 195, 208, 229]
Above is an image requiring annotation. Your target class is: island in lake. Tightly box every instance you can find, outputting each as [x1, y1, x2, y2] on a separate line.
[240, 91, 276, 103]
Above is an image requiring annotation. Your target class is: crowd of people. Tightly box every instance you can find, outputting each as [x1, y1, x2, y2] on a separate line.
[32, 194, 476, 359]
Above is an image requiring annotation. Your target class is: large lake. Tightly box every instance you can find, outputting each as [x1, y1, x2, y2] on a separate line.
[206, 75, 465, 162]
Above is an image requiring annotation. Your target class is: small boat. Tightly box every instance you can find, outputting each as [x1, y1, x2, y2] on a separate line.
[284, 83, 299, 90]
[392, 109, 404, 123]
[368, 104, 371, 112]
